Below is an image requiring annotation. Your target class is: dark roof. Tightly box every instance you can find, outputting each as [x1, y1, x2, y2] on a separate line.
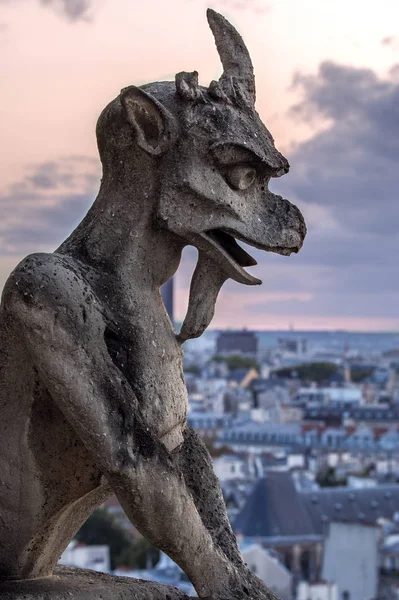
[304, 406, 399, 422]
[233, 471, 316, 539]
[233, 472, 399, 542]
[300, 485, 399, 535]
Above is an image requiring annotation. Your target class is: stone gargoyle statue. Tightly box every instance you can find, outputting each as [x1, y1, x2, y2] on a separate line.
[0, 8, 306, 600]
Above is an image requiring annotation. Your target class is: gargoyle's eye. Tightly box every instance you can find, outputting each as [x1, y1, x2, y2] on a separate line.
[225, 165, 257, 190]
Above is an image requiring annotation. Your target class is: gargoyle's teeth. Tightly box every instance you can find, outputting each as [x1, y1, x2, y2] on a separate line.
[206, 229, 257, 267]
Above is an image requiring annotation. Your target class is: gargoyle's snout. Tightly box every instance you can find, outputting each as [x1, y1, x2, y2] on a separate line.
[274, 196, 307, 254]
[293, 207, 307, 251]
[198, 193, 306, 287]
[246, 192, 307, 257]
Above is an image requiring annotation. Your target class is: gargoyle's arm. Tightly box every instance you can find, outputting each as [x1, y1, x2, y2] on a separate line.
[2, 256, 140, 473]
[2, 254, 234, 598]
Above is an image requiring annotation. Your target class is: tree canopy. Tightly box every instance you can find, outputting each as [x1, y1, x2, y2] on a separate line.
[316, 466, 347, 488]
[271, 362, 338, 383]
[212, 354, 260, 372]
[76, 509, 159, 570]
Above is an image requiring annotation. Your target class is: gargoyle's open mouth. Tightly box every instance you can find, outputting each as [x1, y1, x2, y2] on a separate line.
[199, 228, 297, 286]
[206, 229, 258, 268]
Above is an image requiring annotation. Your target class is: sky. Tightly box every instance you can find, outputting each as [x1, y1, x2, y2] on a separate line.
[1, 0, 399, 331]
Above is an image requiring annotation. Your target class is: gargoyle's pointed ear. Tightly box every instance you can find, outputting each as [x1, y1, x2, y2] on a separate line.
[120, 86, 177, 156]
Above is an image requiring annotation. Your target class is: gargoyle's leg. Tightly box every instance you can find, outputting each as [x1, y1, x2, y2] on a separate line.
[114, 433, 276, 600]
[176, 424, 244, 569]
[109, 439, 240, 599]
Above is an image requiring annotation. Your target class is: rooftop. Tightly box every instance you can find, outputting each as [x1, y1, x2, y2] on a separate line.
[234, 471, 317, 540]
[234, 471, 399, 542]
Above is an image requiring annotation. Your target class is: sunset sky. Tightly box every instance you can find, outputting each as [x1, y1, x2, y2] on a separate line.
[1, 0, 399, 331]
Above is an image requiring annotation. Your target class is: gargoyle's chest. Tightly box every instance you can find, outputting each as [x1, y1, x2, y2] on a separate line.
[103, 300, 188, 448]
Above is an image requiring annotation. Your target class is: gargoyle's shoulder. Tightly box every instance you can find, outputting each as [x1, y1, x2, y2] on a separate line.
[1, 253, 91, 312]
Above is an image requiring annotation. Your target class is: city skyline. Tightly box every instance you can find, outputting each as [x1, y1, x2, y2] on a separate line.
[1, 0, 399, 331]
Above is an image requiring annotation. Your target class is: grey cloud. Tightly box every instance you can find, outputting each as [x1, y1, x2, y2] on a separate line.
[2, 59, 399, 327]
[3, 194, 92, 246]
[290, 61, 394, 123]
[0, 0, 94, 22]
[382, 36, 399, 49]
[0, 157, 99, 255]
[280, 61, 399, 235]
[39, 0, 93, 21]
[263, 59, 399, 321]
[382, 36, 394, 46]
[23, 158, 98, 190]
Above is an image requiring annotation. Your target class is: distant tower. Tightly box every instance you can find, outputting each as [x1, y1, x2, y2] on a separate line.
[343, 362, 351, 384]
[161, 277, 174, 324]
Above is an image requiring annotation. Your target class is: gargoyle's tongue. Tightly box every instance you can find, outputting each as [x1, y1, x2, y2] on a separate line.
[195, 230, 261, 287]
[177, 254, 227, 343]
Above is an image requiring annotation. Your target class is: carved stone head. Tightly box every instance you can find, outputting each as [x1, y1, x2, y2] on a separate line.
[95, 9, 306, 339]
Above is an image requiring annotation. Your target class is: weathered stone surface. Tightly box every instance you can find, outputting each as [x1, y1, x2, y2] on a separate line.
[0, 7, 306, 600]
[0, 566, 190, 600]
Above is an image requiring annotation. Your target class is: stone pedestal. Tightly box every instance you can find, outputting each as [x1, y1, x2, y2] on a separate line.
[0, 566, 191, 600]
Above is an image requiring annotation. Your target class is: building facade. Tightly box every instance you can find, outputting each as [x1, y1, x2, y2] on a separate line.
[216, 330, 258, 357]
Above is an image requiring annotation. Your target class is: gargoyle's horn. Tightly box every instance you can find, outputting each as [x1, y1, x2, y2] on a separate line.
[207, 8, 256, 105]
